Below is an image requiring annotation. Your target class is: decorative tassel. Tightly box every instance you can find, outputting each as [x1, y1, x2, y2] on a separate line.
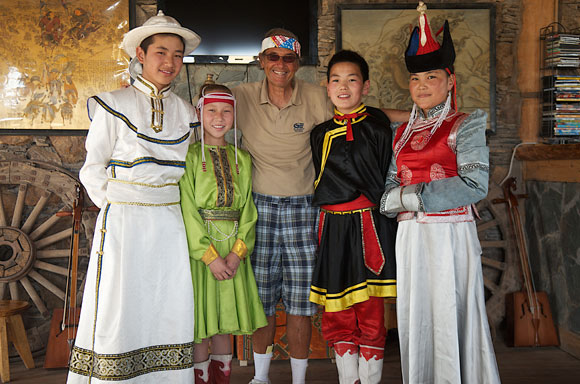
[407, 103, 418, 131]
[394, 95, 450, 159]
[234, 100, 239, 174]
[445, 68, 457, 110]
[432, 91, 452, 134]
[200, 110, 207, 172]
[346, 121, 354, 141]
[419, 13, 427, 47]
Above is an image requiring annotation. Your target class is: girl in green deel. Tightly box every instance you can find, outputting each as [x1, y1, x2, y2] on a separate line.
[179, 84, 267, 384]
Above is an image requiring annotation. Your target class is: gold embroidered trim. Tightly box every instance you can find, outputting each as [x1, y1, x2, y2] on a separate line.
[90, 96, 190, 145]
[201, 244, 219, 265]
[321, 207, 376, 215]
[108, 179, 178, 188]
[69, 342, 194, 381]
[135, 76, 170, 97]
[107, 201, 179, 207]
[332, 104, 368, 125]
[208, 147, 234, 207]
[198, 209, 240, 221]
[310, 279, 396, 312]
[312, 279, 395, 297]
[88, 203, 111, 380]
[135, 76, 167, 133]
[361, 211, 386, 275]
[231, 239, 247, 260]
[150, 97, 164, 132]
[314, 127, 346, 189]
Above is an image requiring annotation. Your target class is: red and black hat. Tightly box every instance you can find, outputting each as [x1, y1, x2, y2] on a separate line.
[405, 2, 455, 74]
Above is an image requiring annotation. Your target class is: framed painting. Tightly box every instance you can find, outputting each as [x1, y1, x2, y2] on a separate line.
[337, 3, 496, 133]
[0, 0, 134, 135]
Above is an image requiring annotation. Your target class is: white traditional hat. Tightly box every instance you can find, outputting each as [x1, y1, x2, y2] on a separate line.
[121, 10, 201, 58]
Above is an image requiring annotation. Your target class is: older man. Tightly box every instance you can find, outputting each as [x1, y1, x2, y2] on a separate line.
[233, 29, 328, 384]
[233, 29, 407, 384]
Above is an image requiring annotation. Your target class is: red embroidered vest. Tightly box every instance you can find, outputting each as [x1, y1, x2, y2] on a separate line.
[393, 112, 474, 223]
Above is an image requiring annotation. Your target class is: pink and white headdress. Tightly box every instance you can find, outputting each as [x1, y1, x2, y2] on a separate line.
[260, 35, 301, 57]
[196, 90, 239, 173]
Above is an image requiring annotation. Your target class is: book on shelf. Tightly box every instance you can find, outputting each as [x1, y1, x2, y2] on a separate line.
[546, 33, 580, 44]
[544, 34, 580, 68]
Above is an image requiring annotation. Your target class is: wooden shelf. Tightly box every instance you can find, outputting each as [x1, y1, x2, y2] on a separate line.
[515, 144, 580, 182]
[515, 143, 580, 160]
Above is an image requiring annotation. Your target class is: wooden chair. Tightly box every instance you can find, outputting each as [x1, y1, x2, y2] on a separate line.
[0, 300, 35, 382]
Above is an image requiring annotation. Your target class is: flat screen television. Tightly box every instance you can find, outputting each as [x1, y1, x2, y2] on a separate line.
[156, 0, 318, 64]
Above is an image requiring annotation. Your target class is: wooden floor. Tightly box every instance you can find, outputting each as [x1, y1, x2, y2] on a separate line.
[6, 339, 580, 383]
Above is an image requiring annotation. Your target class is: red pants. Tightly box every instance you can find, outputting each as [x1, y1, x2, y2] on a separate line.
[321, 296, 386, 348]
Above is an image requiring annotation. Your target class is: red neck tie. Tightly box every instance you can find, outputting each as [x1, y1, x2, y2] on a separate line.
[334, 112, 368, 141]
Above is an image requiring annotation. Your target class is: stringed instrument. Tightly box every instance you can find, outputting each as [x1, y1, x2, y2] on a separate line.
[44, 184, 84, 368]
[495, 177, 559, 347]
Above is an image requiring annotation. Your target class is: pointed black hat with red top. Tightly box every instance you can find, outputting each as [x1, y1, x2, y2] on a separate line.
[405, 2, 455, 74]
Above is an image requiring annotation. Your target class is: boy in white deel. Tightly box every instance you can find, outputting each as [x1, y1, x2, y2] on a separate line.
[67, 12, 201, 383]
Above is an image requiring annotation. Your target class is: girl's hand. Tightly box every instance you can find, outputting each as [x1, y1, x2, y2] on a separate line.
[225, 252, 241, 278]
[208, 257, 234, 280]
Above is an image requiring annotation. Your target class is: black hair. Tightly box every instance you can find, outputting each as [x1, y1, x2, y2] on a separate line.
[327, 50, 369, 82]
[139, 33, 185, 53]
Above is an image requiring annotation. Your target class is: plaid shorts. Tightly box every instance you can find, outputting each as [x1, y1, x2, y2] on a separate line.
[251, 192, 318, 317]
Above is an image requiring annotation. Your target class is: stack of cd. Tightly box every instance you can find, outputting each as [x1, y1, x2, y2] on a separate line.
[545, 34, 580, 68]
[542, 75, 580, 136]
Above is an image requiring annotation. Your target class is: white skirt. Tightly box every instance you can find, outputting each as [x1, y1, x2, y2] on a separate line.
[396, 219, 500, 384]
[67, 203, 195, 383]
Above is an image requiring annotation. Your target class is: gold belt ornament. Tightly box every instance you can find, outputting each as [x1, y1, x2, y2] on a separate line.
[320, 206, 376, 215]
[198, 209, 240, 221]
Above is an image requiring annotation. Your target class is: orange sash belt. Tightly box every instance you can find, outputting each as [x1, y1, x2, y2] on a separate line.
[319, 195, 385, 275]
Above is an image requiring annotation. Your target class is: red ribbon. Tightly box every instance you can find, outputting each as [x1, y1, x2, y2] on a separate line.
[334, 112, 368, 141]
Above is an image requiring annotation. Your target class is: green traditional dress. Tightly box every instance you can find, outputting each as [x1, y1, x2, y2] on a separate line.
[180, 142, 267, 342]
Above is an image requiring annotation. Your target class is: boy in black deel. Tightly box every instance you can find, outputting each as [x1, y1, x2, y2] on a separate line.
[309, 50, 397, 384]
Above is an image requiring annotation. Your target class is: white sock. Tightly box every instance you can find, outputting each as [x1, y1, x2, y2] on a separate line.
[290, 357, 308, 384]
[253, 351, 272, 382]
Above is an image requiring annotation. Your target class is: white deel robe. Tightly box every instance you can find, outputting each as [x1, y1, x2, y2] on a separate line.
[67, 76, 197, 383]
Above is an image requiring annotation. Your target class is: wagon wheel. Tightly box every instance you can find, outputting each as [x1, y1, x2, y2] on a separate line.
[0, 160, 94, 324]
[476, 181, 518, 329]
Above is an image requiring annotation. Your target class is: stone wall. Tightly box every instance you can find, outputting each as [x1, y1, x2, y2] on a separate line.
[561, 0, 580, 32]
[525, 181, 580, 355]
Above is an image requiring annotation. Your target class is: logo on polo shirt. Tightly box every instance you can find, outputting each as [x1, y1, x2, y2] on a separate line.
[293, 122, 305, 132]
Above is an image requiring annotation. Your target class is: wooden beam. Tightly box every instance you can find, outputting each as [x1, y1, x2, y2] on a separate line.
[523, 159, 580, 182]
[517, 0, 557, 141]
[516, 143, 580, 161]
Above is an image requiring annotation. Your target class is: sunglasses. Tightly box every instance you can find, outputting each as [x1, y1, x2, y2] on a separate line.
[264, 53, 298, 63]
